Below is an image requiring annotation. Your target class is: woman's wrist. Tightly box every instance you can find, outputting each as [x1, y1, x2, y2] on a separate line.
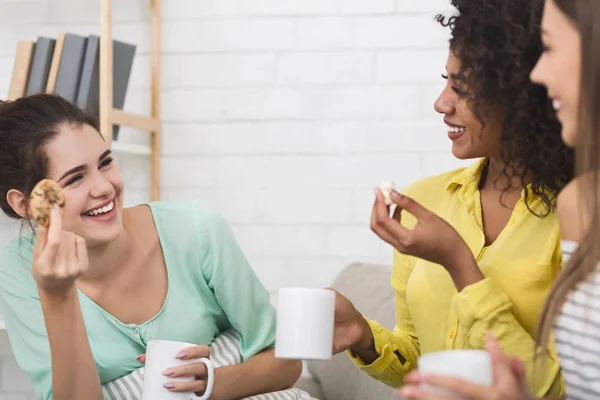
[446, 246, 484, 291]
[38, 284, 78, 303]
[350, 316, 376, 354]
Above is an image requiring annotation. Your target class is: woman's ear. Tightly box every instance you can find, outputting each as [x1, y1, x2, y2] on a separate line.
[6, 189, 29, 219]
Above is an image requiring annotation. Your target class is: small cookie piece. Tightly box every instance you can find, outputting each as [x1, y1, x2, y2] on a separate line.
[30, 179, 65, 228]
[380, 181, 396, 206]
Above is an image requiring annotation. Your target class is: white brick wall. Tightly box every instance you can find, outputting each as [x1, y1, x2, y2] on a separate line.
[0, 0, 469, 396]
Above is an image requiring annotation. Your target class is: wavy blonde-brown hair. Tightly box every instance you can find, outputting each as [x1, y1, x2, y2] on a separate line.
[538, 0, 600, 352]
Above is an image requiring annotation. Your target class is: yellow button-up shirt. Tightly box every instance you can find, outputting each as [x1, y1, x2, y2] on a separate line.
[350, 159, 563, 397]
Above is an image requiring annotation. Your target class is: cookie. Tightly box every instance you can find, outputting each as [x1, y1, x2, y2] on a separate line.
[29, 179, 65, 228]
[380, 181, 396, 206]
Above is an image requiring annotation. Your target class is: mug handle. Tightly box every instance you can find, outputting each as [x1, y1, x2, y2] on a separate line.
[192, 357, 215, 400]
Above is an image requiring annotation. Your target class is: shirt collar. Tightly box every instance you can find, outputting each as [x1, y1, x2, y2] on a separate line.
[445, 158, 488, 192]
[445, 158, 553, 214]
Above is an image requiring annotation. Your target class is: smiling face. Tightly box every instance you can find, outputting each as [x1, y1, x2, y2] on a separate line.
[530, 0, 582, 147]
[44, 124, 125, 246]
[434, 50, 503, 160]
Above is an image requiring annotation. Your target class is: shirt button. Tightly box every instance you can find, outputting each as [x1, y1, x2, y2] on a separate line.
[449, 331, 455, 339]
[132, 327, 139, 334]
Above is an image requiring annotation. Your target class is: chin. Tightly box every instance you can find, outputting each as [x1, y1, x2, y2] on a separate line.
[451, 145, 477, 160]
[561, 126, 577, 148]
[82, 223, 124, 248]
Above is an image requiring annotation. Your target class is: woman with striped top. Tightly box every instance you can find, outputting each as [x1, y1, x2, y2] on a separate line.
[398, 0, 600, 399]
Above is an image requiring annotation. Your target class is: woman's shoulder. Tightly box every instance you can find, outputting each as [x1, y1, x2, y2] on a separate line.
[557, 176, 587, 242]
[0, 236, 36, 292]
[147, 201, 225, 224]
[401, 161, 480, 204]
[146, 201, 231, 239]
[0, 236, 34, 268]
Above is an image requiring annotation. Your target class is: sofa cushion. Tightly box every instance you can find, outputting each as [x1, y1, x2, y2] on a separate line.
[306, 263, 398, 400]
[293, 376, 326, 400]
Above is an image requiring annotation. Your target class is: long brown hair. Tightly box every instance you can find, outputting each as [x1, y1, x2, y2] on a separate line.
[538, 0, 600, 350]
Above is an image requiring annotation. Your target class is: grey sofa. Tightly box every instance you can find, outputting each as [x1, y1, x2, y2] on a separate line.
[293, 263, 399, 400]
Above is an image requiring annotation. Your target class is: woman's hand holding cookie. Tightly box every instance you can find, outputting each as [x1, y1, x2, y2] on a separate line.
[31, 189, 88, 295]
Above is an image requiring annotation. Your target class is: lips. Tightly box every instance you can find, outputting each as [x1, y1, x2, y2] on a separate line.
[445, 119, 467, 141]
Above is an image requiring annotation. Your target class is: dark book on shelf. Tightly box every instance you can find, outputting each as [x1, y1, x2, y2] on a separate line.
[76, 35, 100, 113]
[25, 37, 55, 95]
[76, 35, 136, 140]
[54, 33, 87, 102]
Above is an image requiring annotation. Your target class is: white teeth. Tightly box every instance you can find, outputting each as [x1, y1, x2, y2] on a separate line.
[446, 125, 467, 133]
[85, 201, 114, 217]
[552, 99, 562, 111]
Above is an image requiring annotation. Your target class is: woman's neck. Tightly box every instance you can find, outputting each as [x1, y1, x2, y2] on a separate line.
[80, 212, 136, 282]
[480, 156, 529, 192]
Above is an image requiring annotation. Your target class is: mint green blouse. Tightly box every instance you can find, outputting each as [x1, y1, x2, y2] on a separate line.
[0, 202, 276, 400]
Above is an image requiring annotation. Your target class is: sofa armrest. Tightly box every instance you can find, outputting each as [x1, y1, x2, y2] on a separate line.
[293, 377, 326, 400]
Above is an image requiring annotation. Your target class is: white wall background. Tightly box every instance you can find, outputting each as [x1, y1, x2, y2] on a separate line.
[0, 0, 469, 396]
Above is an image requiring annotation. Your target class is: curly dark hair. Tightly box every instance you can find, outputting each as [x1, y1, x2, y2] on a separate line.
[437, 0, 574, 216]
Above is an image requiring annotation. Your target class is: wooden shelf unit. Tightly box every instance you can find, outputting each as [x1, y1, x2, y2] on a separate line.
[8, 0, 162, 201]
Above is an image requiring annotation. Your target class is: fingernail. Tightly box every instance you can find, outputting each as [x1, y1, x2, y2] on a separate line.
[373, 188, 378, 196]
[53, 204, 60, 215]
[175, 351, 186, 359]
[391, 190, 401, 198]
[163, 383, 175, 389]
[162, 369, 174, 377]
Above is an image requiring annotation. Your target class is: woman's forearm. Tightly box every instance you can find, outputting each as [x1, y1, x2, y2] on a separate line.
[39, 286, 102, 400]
[211, 348, 302, 400]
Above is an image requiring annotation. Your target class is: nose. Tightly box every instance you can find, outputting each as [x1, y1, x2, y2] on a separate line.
[530, 57, 543, 86]
[434, 85, 456, 115]
[89, 170, 114, 199]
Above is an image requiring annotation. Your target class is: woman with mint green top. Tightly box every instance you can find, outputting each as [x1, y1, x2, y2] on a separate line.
[0, 95, 301, 400]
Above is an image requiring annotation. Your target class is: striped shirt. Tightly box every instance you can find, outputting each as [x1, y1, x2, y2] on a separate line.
[554, 240, 600, 400]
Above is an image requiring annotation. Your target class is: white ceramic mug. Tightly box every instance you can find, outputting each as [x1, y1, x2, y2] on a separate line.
[142, 340, 215, 400]
[418, 350, 492, 398]
[275, 288, 335, 360]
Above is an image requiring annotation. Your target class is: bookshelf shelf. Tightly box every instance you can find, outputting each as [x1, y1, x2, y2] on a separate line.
[111, 109, 161, 134]
[8, 0, 162, 201]
[112, 141, 152, 156]
[102, 0, 161, 201]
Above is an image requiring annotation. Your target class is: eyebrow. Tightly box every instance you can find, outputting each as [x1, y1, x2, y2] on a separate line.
[57, 149, 112, 183]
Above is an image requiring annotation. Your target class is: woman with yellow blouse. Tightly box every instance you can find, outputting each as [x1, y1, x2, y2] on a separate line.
[331, 0, 573, 398]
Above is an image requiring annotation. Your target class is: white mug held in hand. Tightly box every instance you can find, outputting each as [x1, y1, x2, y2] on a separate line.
[275, 288, 335, 360]
[418, 350, 492, 397]
[142, 340, 215, 400]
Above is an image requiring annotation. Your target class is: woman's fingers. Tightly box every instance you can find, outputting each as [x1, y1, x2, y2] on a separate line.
[398, 384, 459, 400]
[163, 378, 208, 394]
[175, 345, 210, 361]
[404, 371, 424, 384]
[371, 188, 413, 250]
[33, 225, 48, 258]
[163, 362, 208, 379]
[485, 332, 516, 386]
[412, 375, 490, 399]
[65, 232, 77, 275]
[38, 206, 63, 266]
[371, 189, 401, 246]
[75, 235, 89, 274]
[391, 191, 431, 220]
